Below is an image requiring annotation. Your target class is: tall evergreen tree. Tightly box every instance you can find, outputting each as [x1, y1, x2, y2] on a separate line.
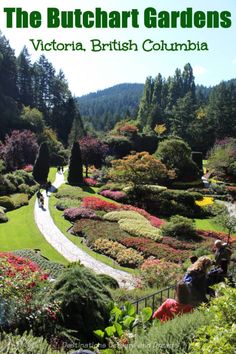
[68, 142, 83, 185]
[33, 142, 50, 183]
[17, 46, 33, 107]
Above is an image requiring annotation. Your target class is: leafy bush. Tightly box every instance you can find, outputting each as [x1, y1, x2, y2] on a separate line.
[118, 219, 163, 241]
[99, 189, 127, 201]
[161, 215, 197, 240]
[92, 238, 144, 267]
[139, 258, 181, 288]
[189, 285, 236, 354]
[0, 206, 8, 223]
[129, 310, 208, 354]
[63, 207, 98, 221]
[55, 198, 82, 211]
[97, 274, 120, 289]
[55, 185, 89, 200]
[0, 196, 15, 210]
[49, 265, 113, 342]
[0, 332, 65, 354]
[227, 186, 236, 199]
[10, 193, 29, 208]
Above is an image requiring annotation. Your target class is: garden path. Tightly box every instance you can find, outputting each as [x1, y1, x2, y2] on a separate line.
[34, 171, 135, 289]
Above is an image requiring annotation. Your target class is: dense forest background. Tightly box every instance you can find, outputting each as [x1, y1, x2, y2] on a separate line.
[1, 31, 236, 159]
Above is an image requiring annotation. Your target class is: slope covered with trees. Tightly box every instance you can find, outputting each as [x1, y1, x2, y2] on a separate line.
[77, 83, 144, 131]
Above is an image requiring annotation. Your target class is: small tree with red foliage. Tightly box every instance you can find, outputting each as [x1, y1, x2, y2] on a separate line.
[79, 136, 108, 177]
[0, 130, 38, 171]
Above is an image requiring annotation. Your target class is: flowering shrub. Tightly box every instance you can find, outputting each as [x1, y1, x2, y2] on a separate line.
[196, 229, 230, 243]
[100, 189, 127, 201]
[162, 236, 197, 250]
[195, 197, 214, 207]
[23, 164, 33, 172]
[84, 177, 97, 186]
[82, 196, 120, 211]
[149, 215, 166, 228]
[140, 258, 181, 288]
[63, 207, 98, 221]
[92, 238, 144, 267]
[118, 219, 163, 241]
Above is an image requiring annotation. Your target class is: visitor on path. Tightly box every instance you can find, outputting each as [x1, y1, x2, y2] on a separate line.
[39, 195, 44, 209]
[36, 190, 43, 206]
[152, 281, 193, 322]
[45, 181, 52, 196]
[183, 256, 212, 307]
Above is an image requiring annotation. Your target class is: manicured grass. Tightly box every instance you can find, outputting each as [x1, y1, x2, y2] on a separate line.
[195, 218, 236, 237]
[0, 196, 68, 264]
[48, 167, 57, 183]
[49, 194, 137, 274]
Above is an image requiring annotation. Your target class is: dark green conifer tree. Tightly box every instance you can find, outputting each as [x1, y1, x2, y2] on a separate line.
[33, 142, 50, 183]
[68, 141, 83, 185]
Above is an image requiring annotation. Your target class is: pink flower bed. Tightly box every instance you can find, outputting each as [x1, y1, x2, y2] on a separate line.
[63, 207, 98, 221]
[100, 189, 127, 201]
[22, 164, 33, 172]
[84, 177, 97, 186]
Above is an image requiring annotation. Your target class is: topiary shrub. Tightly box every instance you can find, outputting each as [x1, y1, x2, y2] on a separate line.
[49, 265, 113, 342]
[0, 196, 15, 211]
[161, 215, 197, 240]
[0, 206, 8, 223]
[0, 332, 65, 354]
[97, 274, 120, 289]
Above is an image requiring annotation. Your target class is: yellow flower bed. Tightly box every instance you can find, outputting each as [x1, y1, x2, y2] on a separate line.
[195, 197, 214, 207]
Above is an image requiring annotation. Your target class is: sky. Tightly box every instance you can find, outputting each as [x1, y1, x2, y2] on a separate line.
[0, 0, 236, 96]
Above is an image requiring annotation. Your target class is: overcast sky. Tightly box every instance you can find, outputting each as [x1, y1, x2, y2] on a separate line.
[0, 0, 236, 96]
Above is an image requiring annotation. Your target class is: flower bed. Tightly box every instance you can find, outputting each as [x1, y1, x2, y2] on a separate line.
[195, 197, 214, 207]
[84, 177, 97, 186]
[91, 238, 144, 267]
[118, 219, 162, 241]
[63, 207, 98, 221]
[99, 189, 127, 201]
[103, 210, 149, 223]
[120, 237, 190, 262]
[82, 196, 120, 211]
[196, 229, 230, 242]
[71, 219, 130, 245]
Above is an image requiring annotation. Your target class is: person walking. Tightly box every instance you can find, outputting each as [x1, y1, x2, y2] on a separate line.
[36, 190, 43, 206]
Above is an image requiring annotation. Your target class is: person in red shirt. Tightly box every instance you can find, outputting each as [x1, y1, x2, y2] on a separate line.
[152, 281, 193, 322]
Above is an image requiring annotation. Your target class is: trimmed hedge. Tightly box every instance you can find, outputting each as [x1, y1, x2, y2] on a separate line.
[103, 210, 149, 223]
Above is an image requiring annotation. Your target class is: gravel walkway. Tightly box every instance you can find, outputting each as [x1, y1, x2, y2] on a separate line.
[34, 172, 135, 289]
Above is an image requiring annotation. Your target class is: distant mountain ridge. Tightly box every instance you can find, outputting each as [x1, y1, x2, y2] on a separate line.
[76, 83, 144, 131]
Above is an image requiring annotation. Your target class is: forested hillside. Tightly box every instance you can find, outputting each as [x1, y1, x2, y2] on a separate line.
[77, 83, 144, 131]
[0, 33, 84, 148]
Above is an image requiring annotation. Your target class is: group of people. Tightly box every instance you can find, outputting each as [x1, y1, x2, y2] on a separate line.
[153, 240, 232, 322]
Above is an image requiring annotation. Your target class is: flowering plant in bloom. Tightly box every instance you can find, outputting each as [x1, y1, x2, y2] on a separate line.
[140, 258, 182, 288]
[84, 177, 97, 186]
[22, 164, 33, 172]
[195, 197, 214, 207]
[100, 189, 127, 201]
[82, 196, 120, 211]
[63, 207, 98, 221]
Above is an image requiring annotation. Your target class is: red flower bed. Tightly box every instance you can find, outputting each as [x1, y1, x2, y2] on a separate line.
[162, 236, 197, 250]
[120, 237, 191, 263]
[82, 196, 120, 211]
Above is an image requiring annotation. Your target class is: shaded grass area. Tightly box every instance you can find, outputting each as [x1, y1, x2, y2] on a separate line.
[0, 196, 68, 265]
[48, 167, 57, 183]
[49, 194, 137, 275]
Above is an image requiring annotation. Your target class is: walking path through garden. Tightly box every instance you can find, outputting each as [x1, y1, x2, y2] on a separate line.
[34, 172, 135, 289]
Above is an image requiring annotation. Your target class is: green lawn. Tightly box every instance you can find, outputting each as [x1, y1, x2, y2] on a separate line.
[0, 196, 68, 264]
[48, 167, 57, 183]
[195, 218, 236, 237]
[49, 194, 137, 275]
